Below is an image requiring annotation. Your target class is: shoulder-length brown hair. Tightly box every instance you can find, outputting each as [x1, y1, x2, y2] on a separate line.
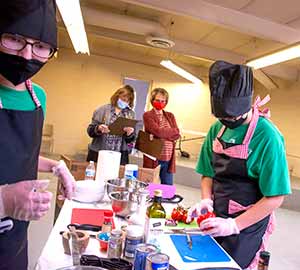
[150, 88, 169, 104]
[110, 85, 135, 108]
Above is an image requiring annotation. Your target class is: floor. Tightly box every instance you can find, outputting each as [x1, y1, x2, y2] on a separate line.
[28, 171, 300, 270]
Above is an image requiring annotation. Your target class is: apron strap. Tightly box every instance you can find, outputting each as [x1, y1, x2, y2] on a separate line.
[25, 80, 41, 108]
[242, 95, 271, 145]
[0, 98, 3, 109]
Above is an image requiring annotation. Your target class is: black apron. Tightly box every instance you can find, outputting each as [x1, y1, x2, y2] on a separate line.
[0, 80, 44, 270]
[212, 128, 270, 269]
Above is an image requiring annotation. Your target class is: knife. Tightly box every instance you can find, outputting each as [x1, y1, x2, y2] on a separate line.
[186, 233, 192, 249]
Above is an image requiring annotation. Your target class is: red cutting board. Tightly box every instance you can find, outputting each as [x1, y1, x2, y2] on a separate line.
[71, 208, 115, 228]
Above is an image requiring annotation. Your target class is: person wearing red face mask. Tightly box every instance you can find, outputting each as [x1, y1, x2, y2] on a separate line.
[143, 88, 180, 185]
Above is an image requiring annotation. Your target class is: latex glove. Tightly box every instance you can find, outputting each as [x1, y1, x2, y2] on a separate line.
[186, 198, 214, 223]
[52, 160, 75, 200]
[0, 180, 52, 221]
[123, 127, 134, 136]
[200, 217, 240, 237]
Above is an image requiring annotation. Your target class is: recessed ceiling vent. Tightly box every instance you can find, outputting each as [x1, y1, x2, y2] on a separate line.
[146, 36, 175, 49]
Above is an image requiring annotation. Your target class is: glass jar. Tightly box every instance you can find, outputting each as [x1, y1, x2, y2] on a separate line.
[107, 229, 123, 258]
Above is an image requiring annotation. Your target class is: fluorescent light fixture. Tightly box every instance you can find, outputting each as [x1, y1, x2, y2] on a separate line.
[160, 60, 203, 86]
[246, 43, 300, 69]
[56, 0, 90, 55]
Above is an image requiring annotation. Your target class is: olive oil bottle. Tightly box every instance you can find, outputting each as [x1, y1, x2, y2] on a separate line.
[144, 189, 166, 248]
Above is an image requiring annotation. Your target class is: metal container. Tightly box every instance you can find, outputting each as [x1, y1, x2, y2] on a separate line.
[134, 244, 158, 270]
[109, 191, 138, 217]
[146, 253, 169, 270]
[106, 178, 148, 196]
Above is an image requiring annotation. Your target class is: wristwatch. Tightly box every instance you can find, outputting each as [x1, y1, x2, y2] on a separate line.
[0, 218, 13, 233]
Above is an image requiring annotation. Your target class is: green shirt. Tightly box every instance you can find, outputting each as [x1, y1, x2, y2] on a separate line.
[0, 83, 46, 115]
[196, 117, 291, 197]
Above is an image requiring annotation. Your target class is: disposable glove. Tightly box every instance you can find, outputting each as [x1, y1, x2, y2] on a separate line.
[186, 198, 214, 223]
[0, 180, 52, 221]
[199, 217, 240, 237]
[52, 160, 76, 200]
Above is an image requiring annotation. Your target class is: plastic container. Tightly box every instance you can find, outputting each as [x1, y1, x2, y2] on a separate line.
[124, 164, 138, 180]
[124, 225, 144, 258]
[85, 161, 95, 180]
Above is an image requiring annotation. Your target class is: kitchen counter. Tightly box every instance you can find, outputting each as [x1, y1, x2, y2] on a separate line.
[36, 199, 241, 270]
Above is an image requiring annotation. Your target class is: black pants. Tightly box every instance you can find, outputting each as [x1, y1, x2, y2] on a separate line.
[87, 149, 129, 165]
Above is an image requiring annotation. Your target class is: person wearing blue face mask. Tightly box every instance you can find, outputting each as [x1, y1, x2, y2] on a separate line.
[187, 61, 291, 269]
[87, 85, 136, 165]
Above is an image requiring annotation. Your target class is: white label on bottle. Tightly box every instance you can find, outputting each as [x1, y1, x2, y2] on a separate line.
[85, 169, 95, 177]
[145, 217, 165, 249]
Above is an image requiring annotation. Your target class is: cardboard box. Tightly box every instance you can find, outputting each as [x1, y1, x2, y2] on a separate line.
[119, 165, 160, 184]
[61, 154, 160, 183]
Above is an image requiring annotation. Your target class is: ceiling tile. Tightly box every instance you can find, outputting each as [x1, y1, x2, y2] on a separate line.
[199, 27, 253, 50]
[202, 0, 252, 10]
[241, 0, 300, 24]
[170, 15, 216, 43]
[233, 38, 284, 59]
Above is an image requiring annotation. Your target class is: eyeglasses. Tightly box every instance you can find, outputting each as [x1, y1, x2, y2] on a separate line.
[0, 33, 57, 59]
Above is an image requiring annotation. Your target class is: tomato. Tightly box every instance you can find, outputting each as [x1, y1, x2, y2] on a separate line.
[196, 211, 216, 227]
[171, 208, 180, 221]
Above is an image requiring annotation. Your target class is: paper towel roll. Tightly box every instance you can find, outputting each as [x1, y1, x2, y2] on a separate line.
[95, 150, 121, 183]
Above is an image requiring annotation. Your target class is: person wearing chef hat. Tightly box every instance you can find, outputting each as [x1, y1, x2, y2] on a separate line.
[0, 1, 75, 269]
[187, 61, 291, 269]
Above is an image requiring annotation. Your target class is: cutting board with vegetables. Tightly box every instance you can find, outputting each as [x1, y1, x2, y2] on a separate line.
[170, 234, 231, 263]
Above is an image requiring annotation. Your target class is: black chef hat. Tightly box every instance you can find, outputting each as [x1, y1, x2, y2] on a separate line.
[209, 60, 253, 118]
[0, 0, 57, 48]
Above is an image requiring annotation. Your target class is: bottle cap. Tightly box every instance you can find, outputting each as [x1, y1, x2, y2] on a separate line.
[104, 210, 113, 217]
[111, 229, 122, 237]
[154, 189, 162, 197]
[126, 225, 144, 237]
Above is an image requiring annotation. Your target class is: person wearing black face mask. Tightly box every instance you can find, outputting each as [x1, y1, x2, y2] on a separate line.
[187, 61, 291, 269]
[0, 2, 75, 270]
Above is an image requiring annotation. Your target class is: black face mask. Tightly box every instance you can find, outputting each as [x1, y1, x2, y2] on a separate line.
[220, 115, 247, 129]
[0, 51, 45, 86]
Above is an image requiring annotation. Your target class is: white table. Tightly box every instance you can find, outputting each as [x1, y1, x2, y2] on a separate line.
[36, 200, 241, 270]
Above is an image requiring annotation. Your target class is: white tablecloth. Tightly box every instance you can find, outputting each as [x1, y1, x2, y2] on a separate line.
[36, 199, 241, 270]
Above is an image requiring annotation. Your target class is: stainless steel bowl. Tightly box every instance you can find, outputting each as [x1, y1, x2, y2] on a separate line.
[109, 191, 139, 217]
[106, 178, 148, 195]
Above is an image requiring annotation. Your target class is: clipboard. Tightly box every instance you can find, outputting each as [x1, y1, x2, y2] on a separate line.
[135, 130, 163, 159]
[108, 117, 138, 136]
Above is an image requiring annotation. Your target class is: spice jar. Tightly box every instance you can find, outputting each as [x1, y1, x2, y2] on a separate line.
[102, 210, 113, 233]
[107, 229, 123, 258]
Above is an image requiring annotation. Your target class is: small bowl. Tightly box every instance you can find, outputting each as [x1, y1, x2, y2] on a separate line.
[97, 232, 110, 252]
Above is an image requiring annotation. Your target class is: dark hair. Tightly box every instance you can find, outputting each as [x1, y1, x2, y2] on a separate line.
[110, 85, 135, 108]
[150, 88, 169, 104]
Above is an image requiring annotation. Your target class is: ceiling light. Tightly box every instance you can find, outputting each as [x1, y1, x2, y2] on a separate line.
[246, 43, 300, 69]
[160, 60, 203, 86]
[56, 0, 90, 55]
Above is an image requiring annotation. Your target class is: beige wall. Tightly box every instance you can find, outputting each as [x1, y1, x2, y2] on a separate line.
[34, 49, 300, 177]
[254, 79, 300, 177]
[34, 49, 214, 158]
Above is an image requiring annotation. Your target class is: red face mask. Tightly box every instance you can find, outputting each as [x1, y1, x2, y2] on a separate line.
[152, 101, 166, 110]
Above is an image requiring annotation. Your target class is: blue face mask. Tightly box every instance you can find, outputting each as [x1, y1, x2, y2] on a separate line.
[117, 98, 129, 109]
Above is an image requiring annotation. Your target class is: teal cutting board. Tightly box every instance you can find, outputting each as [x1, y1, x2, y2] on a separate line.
[170, 234, 231, 263]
